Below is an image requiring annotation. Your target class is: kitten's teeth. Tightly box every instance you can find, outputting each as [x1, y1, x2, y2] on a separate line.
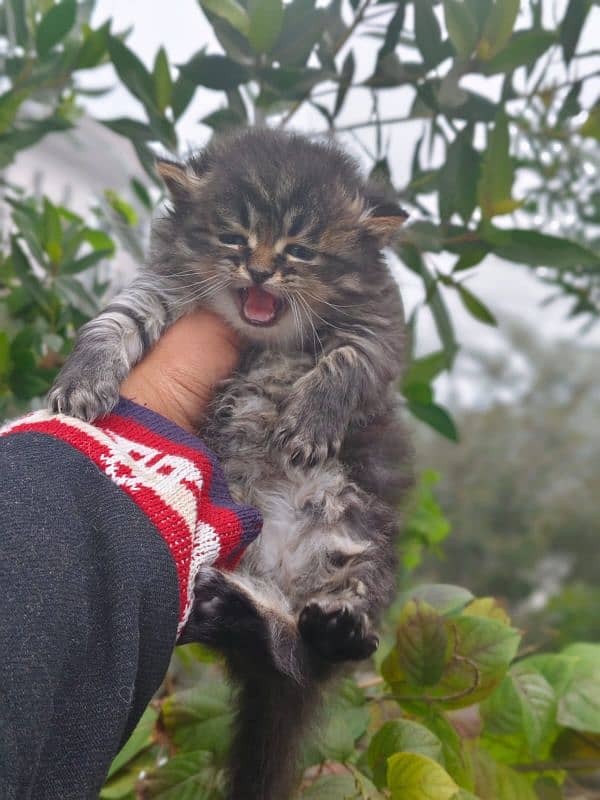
[241, 287, 280, 326]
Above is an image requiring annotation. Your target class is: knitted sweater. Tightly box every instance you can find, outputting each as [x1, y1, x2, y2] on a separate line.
[1, 397, 262, 636]
[0, 398, 262, 799]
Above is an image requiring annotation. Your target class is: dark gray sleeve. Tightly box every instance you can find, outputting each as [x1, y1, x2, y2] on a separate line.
[0, 432, 180, 800]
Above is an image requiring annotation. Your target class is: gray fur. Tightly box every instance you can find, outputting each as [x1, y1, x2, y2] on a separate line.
[49, 129, 413, 799]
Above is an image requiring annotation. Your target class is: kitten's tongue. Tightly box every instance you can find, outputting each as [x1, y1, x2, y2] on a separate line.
[242, 286, 277, 324]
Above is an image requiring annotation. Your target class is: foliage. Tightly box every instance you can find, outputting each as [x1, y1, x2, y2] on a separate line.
[0, 192, 116, 416]
[1, 1, 599, 798]
[102, 586, 600, 799]
[415, 325, 600, 647]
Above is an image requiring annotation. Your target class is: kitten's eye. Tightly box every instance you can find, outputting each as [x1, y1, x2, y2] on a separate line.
[219, 233, 247, 247]
[285, 244, 316, 261]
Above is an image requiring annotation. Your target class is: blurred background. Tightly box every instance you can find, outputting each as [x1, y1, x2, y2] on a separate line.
[1, 0, 599, 797]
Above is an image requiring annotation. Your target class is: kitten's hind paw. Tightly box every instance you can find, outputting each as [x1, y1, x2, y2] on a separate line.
[179, 567, 267, 650]
[299, 600, 378, 662]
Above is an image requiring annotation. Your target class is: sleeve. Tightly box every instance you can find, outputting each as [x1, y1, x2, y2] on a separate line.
[0, 399, 262, 800]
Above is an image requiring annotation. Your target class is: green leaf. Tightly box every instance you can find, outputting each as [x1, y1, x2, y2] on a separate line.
[403, 382, 433, 404]
[398, 244, 458, 369]
[560, 0, 591, 63]
[482, 30, 557, 75]
[107, 706, 158, 779]
[74, 20, 111, 70]
[464, 0, 493, 34]
[387, 753, 458, 800]
[0, 89, 30, 134]
[478, 113, 519, 219]
[456, 285, 497, 326]
[580, 103, 600, 140]
[171, 75, 197, 120]
[443, 0, 479, 59]
[108, 36, 156, 111]
[445, 616, 521, 706]
[557, 79, 582, 124]
[473, 751, 537, 800]
[483, 227, 600, 269]
[399, 585, 473, 617]
[55, 275, 100, 317]
[558, 675, 600, 733]
[178, 52, 250, 90]
[161, 683, 233, 756]
[137, 750, 218, 799]
[301, 774, 361, 799]
[518, 654, 579, 699]
[271, 0, 324, 67]
[533, 777, 562, 800]
[42, 197, 63, 264]
[368, 720, 443, 789]
[200, 107, 245, 131]
[104, 190, 138, 226]
[396, 600, 450, 688]
[61, 248, 112, 275]
[153, 47, 173, 113]
[36, 0, 77, 57]
[129, 177, 151, 216]
[0, 332, 12, 382]
[333, 50, 355, 118]
[462, 597, 510, 625]
[481, 667, 557, 753]
[408, 401, 459, 442]
[404, 351, 450, 387]
[10, 237, 48, 308]
[439, 128, 480, 223]
[82, 228, 115, 253]
[6, 0, 30, 47]
[259, 65, 329, 97]
[198, 0, 250, 35]
[478, 0, 520, 60]
[248, 0, 284, 53]
[414, 0, 444, 68]
[452, 243, 489, 272]
[378, 2, 407, 58]
[101, 117, 154, 142]
[400, 471, 452, 571]
[305, 682, 369, 764]
[424, 711, 475, 789]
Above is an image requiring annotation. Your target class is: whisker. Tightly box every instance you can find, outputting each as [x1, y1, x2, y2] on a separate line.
[300, 288, 364, 315]
[169, 278, 232, 308]
[296, 293, 323, 357]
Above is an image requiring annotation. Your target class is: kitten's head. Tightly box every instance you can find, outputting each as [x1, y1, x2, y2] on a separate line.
[152, 128, 407, 345]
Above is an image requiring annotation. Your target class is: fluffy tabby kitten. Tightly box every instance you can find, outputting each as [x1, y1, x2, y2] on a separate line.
[48, 129, 413, 799]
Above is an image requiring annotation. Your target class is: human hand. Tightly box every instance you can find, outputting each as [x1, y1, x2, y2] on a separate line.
[120, 310, 241, 433]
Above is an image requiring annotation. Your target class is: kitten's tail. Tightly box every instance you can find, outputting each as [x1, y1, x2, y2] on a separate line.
[225, 661, 321, 800]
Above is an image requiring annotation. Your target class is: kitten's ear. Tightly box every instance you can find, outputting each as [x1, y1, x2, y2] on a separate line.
[156, 158, 202, 201]
[361, 197, 409, 246]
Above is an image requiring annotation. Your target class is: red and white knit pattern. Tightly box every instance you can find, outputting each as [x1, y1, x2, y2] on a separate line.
[1, 404, 262, 636]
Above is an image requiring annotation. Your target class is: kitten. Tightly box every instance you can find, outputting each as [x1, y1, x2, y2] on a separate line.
[48, 129, 413, 799]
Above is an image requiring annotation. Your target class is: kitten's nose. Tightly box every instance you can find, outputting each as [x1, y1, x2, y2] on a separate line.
[248, 266, 273, 285]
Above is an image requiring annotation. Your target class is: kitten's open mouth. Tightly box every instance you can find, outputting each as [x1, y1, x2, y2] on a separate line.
[237, 287, 285, 327]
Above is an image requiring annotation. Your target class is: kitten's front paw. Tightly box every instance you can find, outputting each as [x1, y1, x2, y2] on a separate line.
[299, 599, 378, 662]
[48, 365, 121, 421]
[273, 403, 341, 468]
